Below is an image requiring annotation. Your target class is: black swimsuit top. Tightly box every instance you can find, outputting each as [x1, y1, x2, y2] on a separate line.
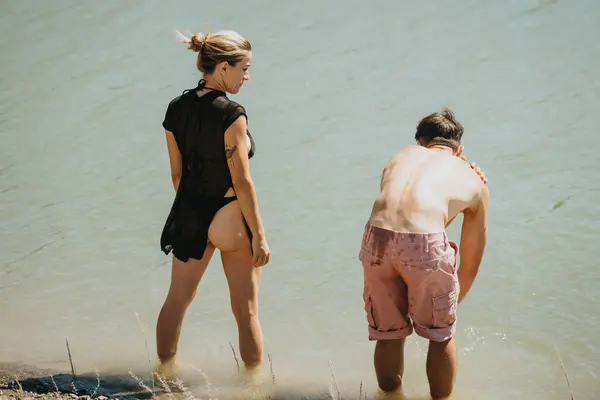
[161, 83, 255, 199]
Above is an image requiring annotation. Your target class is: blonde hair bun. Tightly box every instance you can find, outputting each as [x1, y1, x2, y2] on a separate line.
[176, 31, 206, 53]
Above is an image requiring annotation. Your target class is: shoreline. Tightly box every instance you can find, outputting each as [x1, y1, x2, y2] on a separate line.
[0, 361, 172, 400]
[0, 361, 342, 400]
[0, 362, 87, 399]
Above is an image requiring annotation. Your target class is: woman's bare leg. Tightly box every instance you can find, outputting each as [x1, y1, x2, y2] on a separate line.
[209, 200, 263, 368]
[221, 246, 263, 367]
[156, 245, 215, 369]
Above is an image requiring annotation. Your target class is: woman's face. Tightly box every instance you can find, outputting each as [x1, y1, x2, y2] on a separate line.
[221, 51, 252, 94]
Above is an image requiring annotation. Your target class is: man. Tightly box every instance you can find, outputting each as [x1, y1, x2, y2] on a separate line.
[358, 108, 489, 399]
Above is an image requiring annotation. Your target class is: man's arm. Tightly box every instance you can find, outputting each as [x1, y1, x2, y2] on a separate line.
[447, 156, 488, 229]
[457, 185, 490, 304]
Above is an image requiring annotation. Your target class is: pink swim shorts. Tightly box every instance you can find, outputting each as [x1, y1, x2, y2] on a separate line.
[358, 222, 459, 342]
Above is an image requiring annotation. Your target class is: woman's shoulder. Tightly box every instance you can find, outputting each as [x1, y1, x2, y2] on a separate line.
[211, 96, 248, 133]
[162, 90, 196, 132]
[212, 95, 246, 115]
[166, 89, 196, 109]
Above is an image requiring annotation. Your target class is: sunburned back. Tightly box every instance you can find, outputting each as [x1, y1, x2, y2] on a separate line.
[369, 145, 484, 233]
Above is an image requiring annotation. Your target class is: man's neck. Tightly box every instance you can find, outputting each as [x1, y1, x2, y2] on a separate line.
[426, 144, 455, 155]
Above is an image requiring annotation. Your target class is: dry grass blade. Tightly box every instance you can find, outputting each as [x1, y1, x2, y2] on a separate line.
[188, 364, 213, 399]
[155, 373, 175, 400]
[49, 374, 60, 394]
[229, 341, 240, 372]
[328, 361, 341, 400]
[554, 344, 575, 400]
[135, 311, 156, 395]
[12, 372, 23, 393]
[65, 338, 76, 378]
[268, 353, 276, 385]
[129, 371, 156, 398]
[172, 378, 197, 400]
[91, 367, 101, 397]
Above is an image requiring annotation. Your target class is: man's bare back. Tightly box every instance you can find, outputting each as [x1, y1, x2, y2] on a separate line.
[358, 108, 489, 400]
[369, 144, 486, 234]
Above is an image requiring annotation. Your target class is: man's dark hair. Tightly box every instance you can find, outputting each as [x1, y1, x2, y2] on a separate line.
[414, 107, 464, 151]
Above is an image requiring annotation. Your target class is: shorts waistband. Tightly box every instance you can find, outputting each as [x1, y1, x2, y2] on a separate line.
[363, 222, 449, 253]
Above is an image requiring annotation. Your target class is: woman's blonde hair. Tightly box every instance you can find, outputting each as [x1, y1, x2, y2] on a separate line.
[176, 30, 251, 74]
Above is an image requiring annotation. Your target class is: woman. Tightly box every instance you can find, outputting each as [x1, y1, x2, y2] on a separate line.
[156, 29, 270, 376]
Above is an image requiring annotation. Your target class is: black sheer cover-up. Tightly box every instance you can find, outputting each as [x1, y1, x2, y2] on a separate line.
[160, 81, 255, 262]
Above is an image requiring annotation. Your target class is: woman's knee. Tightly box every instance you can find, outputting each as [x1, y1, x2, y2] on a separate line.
[230, 298, 258, 324]
[223, 256, 261, 323]
[166, 287, 197, 309]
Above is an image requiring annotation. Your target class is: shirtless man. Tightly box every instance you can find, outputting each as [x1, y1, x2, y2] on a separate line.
[358, 108, 489, 399]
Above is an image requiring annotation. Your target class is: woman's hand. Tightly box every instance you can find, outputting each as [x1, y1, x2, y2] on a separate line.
[252, 236, 270, 267]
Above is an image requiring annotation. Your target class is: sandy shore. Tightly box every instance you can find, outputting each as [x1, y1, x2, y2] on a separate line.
[0, 390, 101, 399]
[0, 364, 97, 399]
[0, 362, 153, 400]
[0, 361, 343, 400]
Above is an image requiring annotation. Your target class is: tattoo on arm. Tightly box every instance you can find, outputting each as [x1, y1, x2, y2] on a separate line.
[225, 145, 237, 167]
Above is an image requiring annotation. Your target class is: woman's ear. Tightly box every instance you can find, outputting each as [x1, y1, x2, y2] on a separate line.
[217, 61, 228, 75]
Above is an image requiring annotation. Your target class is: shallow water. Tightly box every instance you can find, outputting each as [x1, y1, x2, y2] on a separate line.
[1, 0, 599, 399]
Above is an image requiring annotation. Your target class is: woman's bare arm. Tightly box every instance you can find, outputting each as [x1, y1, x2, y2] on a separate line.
[223, 116, 269, 266]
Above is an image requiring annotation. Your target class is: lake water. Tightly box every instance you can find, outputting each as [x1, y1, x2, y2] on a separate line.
[1, 0, 599, 398]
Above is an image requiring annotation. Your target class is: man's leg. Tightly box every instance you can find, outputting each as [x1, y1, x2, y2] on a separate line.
[365, 263, 410, 393]
[360, 223, 412, 393]
[374, 338, 406, 393]
[405, 234, 459, 399]
[426, 337, 457, 399]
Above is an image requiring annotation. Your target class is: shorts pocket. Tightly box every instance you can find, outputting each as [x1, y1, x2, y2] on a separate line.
[446, 241, 458, 274]
[359, 247, 383, 267]
[364, 294, 378, 330]
[431, 288, 458, 328]
[439, 255, 457, 275]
